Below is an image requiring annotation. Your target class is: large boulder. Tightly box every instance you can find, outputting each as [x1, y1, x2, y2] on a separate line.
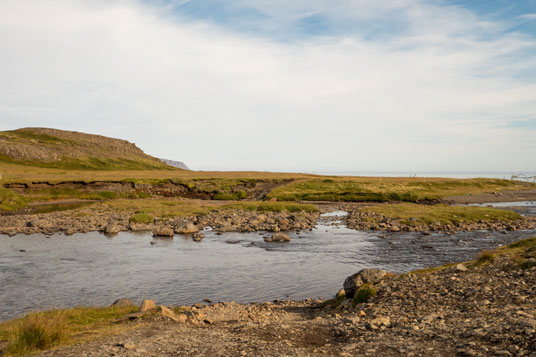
[153, 226, 174, 237]
[264, 232, 290, 243]
[343, 268, 386, 298]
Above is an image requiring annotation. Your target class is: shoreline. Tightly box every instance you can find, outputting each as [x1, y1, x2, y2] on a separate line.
[2, 198, 535, 237]
[2, 236, 535, 356]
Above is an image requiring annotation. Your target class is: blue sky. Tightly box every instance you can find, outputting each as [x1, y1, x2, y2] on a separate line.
[0, 0, 535, 171]
[155, 0, 536, 40]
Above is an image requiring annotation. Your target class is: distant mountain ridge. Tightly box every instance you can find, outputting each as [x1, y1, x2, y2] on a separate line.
[159, 158, 190, 170]
[0, 128, 179, 171]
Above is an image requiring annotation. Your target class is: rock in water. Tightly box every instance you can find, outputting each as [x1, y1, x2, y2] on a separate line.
[140, 299, 156, 312]
[153, 226, 174, 237]
[192, 232, 204, 241]
[176, 223, 199, 234]
[111, 298, 134, 307]
[104, 223, 120, 235]
[264, 232, 290, 242]
[343, 268, 387, 298]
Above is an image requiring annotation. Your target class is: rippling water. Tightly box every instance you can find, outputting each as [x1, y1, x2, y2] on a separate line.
[1, 215, 535, 321]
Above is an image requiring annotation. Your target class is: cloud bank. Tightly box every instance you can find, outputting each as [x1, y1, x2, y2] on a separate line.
[0, 0, 535, 172]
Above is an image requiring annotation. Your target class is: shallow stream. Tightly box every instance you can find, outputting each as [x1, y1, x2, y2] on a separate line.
[0, 206, 535, 321]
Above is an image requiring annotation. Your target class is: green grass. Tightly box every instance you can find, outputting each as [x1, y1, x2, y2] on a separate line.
[0, 156, 172, 171]
[268, 177, 531, 202]
[0, 188, 28, 211]
[20, 187, 120, 202]
[213, 190, 247, 200]
[129, 212, 154, 224]
[412, 237, 536, 276]
[32, 202, 92, 214]
[222, 201, 319, 213]
[101, 199, 219, 218]
[2, 129, 73, 145]
[0, 306, 139, 356]
[358, 203, 522, 226]
[352, 284, 377, 305]
[322, 295, 346, 309]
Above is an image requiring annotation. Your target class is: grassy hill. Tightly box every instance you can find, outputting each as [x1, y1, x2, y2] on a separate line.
[0, 128, 173, 170]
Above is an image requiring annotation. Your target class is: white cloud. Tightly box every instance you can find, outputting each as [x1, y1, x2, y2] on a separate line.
[0, 0, 535, 172]
[519, 13, 536, 21]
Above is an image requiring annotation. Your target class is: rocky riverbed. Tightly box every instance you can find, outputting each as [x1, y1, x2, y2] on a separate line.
[0, 208, 319, 236]
[3, 199, 536, 237]
[34, 238, 536, 357]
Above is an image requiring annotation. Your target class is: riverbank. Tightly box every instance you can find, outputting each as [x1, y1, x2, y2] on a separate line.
[1, 236, 534, 356]
[0, 199, 319, 236]
[342, 203, 536, 233]
[3, 197, 536, 236]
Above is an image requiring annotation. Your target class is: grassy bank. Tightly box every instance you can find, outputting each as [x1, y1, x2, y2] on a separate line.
[0, 188, 28, 211]
[222, 201, 318, 213]
[0, 162, 311, 183]
[0, 306, 139, 356]
[97, 199, 318, 219]
[358, 203, 522, 226]
[267, 178, 533, 202]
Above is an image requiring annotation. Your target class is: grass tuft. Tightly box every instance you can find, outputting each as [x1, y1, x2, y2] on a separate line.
[213, 190, 247, 200]
[476, 250, 495, 265]
[5, 312, 67, 355]
[352, 284, 377, 305]
[129, 212, 154, 224]
[222, 201, 318, 213]
[0, 306, 139, 355]
[0, 188, 28, 211]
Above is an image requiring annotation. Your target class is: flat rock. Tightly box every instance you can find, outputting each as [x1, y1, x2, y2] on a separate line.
[456, 263, 468, 272]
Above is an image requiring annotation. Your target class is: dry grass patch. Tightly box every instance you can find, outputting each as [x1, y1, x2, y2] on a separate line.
[0, 306, 139, 356]
[0, 162, 311, 183]
[268, 177, 533, 202]
[358, 203, 522, 226]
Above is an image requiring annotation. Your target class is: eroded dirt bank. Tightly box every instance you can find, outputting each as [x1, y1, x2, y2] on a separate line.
[36, 244, 536, 357]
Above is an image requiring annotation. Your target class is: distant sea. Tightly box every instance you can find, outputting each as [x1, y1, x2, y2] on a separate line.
[314, 172, 536, 181]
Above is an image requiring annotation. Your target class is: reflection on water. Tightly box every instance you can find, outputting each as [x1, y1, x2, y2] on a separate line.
[0, 222, 535, 321]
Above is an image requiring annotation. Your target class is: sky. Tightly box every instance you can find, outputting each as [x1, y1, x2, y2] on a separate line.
[0, 0, 535, 172]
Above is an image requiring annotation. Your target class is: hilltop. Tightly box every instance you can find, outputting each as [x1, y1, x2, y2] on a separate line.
[0, 128, 173, 170]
